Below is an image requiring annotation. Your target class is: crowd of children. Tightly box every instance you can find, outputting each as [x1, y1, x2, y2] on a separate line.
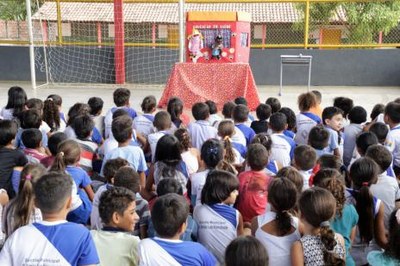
[0, 85, 399, 265]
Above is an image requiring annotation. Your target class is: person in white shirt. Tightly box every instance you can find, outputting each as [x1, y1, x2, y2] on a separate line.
[188, 102, 218, 150]
[269, 113, 295, 167]
[147, 111, 172, 163]
[293, 145, 317, 190]
[384, 101, 400, 178]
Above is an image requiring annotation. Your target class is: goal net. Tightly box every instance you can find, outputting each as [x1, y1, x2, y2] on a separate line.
[32, 0, 180, 87]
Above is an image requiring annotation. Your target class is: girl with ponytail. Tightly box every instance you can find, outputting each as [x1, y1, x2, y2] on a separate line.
[251, 177, 300, 266]
[174, 128, 200, 175]
[348, 157, 387, 265]
[43, 96, 65, 132]
[2, 164, 46, 239]
[291, 187, 346, 266]
[167, 97, 189, 129]
[218, 120, 244, 166]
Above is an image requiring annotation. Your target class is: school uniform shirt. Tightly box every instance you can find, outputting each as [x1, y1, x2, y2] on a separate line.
[295, 112, 322, 145]
[0, 108, 14, 120]
[343, 123, 364, 166]
[133, 114, 155, 138]
[0, 220, 99, 266]
[235, 123, 256, 146]
[299, 169, 313, 190]
[104, 106, 137, 139]
[188, 120, 218, 150]
[15, 128, 48, 149]
[148, 130, 169, 163]
[270, 133, 296, 167]
[139, 237, 217, 266]
[194, 204, 239, 264]
[325, 126, 343, 156]
[191, 169, 210, 206]
[370, 172, 400, 229]
[283, 129, 296, 140]
[0, 147, 27, 198]
[265, 160, 279, 176]
[208, 114, 222, 128]
[100, 145, 148, 176]
[22, 148, 47, 164]
[91, 228, 140, 266]
[385, 124, 400, 168]
[91, 115, 105, 138]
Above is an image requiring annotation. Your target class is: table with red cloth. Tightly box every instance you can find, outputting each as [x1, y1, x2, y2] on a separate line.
[158, 63, 260, 111]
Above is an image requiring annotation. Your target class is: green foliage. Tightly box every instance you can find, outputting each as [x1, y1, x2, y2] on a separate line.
[295, 1, 400, 44]
[0, 0, 44, 20]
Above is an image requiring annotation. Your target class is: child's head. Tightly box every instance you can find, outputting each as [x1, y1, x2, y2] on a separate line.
[50, 139, 81, 172]
[26, 98, 44, 112]
[233, 104, 249, 123]
[112, 108, 129, 120]
[140, 95, 157, 113]
[99, 186, 138, 231]
[47, 94, 63, 109]
[318, 154, 342, 171]
[6, 86, 27, 118]
[201, 139, 224, 168]
[113, 88, 130, 107]
[384, 101, 400, 126]
[167, 97, 183, 123]
[251, 133, 272, 153]
[333, 97, 353, 119]
[201, 170, 239, 205]
[151, 193, 189, 238]
[88, 97, 104, 116]
[297, 92, 317, 112]
[174, 128, 192, 152]
[276, 166, 304, 193]
[72, 114, 94, 139]
[293, 145, 317, 171]
[205, 100, 218, 115]
[102, 157, 129, 183]
[269, 112, 287, 132]
[21, 128, 42, 149]
[247, 143, 269, 171]
[153, 111, 171, 131]
[156, 178, 183, 196]
[43, 97, 61, 132]
[47, 132, 67, 156]
[222, 101, 236, 119]
[308, 125, 330, 150]
[356, 132, 378, 156]
[192, 102, 210, 121]
[218, 120, 236, 163]
[0, 120, 18, 146]
[278, 107, 296, 132]
[225, 236, 269, 266]
[265, 97, 281, 114]
[67, 103, 90, 126]
[234, 97, 248, 106]
[385, 209, 400, 261]
[314, 170, 345, 218]
[255, 104, 271, 121]
[311, 90, 322, 104]
[113, 166, 141, 193]
[299, 187, 344, 265]
[369, 122, 388, 145]
[365, 144, 392, 174]
[349, 157, 379, 243]
[155, 135, 182, 164]
[370, 103, 385, 121]
[322, 107, 343, 131]
[21, 109, 42, 129]
[268, 177, 297, 235]
[34, 172, 73, 216]
[112, 115, 133, 143]
[348, 106, 367, 124]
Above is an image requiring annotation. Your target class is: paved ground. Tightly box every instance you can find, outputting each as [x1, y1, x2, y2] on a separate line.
[0, 81, 399, 118]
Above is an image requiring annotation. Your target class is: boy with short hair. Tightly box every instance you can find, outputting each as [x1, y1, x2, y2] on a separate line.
[101, 115, 147, 189]
[0, 120, 27, 198]
[367, 144, 400, 228]
[104, 88, 137, 138]
[232, 104, 256, 147]
[384, 101, 400, 178]
[148, 111, 172, 162]
[91, 187, 140, 266]
[88, 96, 105, 138]
[133, 95, 157, 138]
[322, 106, 344, 158]
[333, 96, 354, 127]
[234, 97, 255, 124]
[308, 125, 330, 157]
[221, 101, 236, 120]
[369, 122, 389, 145]
[188, 102, 218, 150]
[139, 193, 217, 265]
[343, 106, 367, 166]
[0, 172, 99, 265]
[251, 103, 271, 134]
[293, 144, 317, 190]
[16, 109, 48, 150]
[265, 97, 281, 114]
[21, 128, 47, 164]
[269, 112, 296, 167]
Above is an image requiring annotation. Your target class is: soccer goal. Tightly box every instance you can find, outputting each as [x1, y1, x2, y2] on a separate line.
[30, 0, 185, 89]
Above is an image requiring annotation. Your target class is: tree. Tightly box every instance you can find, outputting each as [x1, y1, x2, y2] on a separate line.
[0, 0, 44, 21]
[295, 1, 400, 44]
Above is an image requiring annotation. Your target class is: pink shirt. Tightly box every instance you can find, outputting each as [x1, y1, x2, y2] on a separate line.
[237, 170, 271, 223]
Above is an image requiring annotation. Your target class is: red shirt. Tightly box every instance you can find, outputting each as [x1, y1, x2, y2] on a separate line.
[237, 170, 271, 223]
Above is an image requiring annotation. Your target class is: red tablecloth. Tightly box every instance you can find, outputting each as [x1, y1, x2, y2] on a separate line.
[159, 63, 260, 111]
